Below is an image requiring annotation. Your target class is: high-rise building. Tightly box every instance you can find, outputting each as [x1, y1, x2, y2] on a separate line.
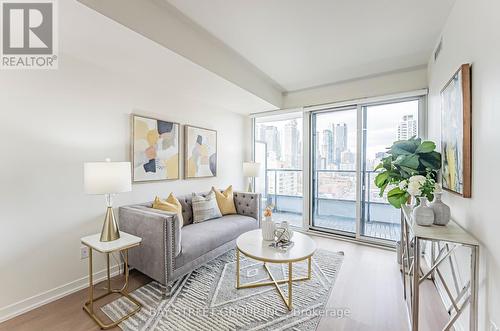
[283, 119, 300, 168]
[397, 114, 417, 140]
[340, 150, 355, 170]
[321, 129, 334, 166]
[334, 123, 347, 165]
[258, 125, 281, 161]
[277, 171, 302, 196]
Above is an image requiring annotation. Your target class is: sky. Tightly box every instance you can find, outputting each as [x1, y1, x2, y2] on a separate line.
[313, 100, 418, 161]
[365, 100, 419, 160]
[256, 99, 419, 163]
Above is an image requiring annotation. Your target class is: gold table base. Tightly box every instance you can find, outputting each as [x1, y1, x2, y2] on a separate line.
[83, 248, 142, 329]
[236, 248, 312, 311]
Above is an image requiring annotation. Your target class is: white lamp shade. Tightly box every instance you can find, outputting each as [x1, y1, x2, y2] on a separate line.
[84, 161, 132, 194]
[243, 162, 261, 177]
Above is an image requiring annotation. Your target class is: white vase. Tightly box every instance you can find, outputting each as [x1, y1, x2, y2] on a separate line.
[261, 217, 275, 241]
[410, 196, 418, 208]
[430, 192, 450, 226]
[412, 197, 434, 226]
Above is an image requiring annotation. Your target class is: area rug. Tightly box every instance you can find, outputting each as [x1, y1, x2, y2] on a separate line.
[102, 248, 344, 331]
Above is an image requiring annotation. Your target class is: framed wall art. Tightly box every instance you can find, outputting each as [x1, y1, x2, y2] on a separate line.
[440, 63, 471, 197]
[132, 114, 180, 182]
[184, 125, 217, 178]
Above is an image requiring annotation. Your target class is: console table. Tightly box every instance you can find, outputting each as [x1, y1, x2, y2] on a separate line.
[400, 205, 479, 331]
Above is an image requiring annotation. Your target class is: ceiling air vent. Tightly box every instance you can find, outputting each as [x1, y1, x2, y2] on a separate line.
[434, 38, 443, 62]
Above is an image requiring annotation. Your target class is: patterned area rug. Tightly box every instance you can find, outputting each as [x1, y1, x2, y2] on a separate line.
[102, 249, 344, 331]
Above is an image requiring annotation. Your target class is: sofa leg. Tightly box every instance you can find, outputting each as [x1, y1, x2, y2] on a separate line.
[162, 284, 173, 299]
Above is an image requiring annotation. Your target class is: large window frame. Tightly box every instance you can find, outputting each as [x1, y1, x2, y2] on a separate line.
[251, 90, 427, 246]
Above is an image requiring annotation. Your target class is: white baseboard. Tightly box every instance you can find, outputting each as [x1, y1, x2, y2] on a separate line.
[0, 264, 123, 323]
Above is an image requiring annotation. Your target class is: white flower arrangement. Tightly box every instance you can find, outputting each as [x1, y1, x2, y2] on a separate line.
[402, 175, 436, 198]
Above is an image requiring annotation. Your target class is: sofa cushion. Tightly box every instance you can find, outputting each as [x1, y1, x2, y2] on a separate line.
[192, 191, 222, 223]
[152, 194, 184, 228]
[175, 215, 258, 269]
[177, 192, 210, 226]
[212, 185, 237, 215]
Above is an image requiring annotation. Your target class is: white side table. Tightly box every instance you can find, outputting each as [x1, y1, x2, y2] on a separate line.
[81, 232, 142, 329]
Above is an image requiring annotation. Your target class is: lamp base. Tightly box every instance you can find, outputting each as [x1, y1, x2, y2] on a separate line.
[100, 207, 120, 242]
[247, 178, 253, 192]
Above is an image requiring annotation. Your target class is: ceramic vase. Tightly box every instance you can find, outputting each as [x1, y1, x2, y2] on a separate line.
[412, 197, 434, 226]
[261, 216, 275, 241]
[430, 192, 450, 226]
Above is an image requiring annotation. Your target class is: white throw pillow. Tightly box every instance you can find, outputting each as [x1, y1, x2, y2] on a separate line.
[191, 191, 222, 223]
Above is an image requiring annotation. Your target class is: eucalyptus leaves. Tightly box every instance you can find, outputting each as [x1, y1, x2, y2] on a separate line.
[374, 137, 441, 209]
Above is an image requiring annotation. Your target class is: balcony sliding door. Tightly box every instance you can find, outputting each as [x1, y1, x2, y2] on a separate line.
[311, 107, 357, 236]
[253, 95, 423, 245]
[361, 100, 420, 241]
[310, 98, 422, 243]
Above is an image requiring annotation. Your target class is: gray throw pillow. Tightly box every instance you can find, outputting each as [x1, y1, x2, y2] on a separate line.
[191, 191, 222, 223]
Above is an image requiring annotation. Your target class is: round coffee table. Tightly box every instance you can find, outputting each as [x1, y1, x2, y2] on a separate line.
[235, 229, 316, 310]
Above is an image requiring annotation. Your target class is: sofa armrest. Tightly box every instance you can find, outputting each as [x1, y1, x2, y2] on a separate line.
[233, 191, 261, 226]
[119, 206, 181, 285]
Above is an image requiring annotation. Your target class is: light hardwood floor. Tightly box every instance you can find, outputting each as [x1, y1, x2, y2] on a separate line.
[0, 234, 448, 331]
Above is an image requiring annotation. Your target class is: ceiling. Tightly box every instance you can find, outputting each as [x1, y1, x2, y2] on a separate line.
[165, 0, 455, 92]
[71, 1, 276, 114]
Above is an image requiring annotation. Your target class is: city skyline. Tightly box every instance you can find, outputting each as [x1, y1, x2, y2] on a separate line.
[256, 104, 418, 171]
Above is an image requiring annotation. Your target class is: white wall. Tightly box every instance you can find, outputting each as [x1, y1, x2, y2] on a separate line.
[0, 1, 265, 321]
[283, 67, 427, 108]
[427, 0, 500, 328]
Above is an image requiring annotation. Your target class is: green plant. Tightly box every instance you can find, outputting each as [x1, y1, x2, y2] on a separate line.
[374, 137, 441, 208]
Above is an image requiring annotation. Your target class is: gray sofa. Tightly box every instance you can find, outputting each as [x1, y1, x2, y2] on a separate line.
[119, 191, 261, 295]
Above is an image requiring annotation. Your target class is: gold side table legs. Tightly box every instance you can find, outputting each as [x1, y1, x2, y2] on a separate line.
[82, 248, 142, 330]
[236, 249, 312, 311]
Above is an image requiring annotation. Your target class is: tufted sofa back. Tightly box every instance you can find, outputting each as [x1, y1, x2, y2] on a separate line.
[136, 191, 261, 227]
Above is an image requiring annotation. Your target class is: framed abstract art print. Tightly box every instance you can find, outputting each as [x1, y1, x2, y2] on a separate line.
[132, 114, 180, 182]
[184, 125, 217, 178]
[440, 64, 471, 197]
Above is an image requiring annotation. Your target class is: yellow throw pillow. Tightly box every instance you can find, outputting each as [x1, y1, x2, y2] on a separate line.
[212, 185, 237, 215]
[152, 193, 184, 227]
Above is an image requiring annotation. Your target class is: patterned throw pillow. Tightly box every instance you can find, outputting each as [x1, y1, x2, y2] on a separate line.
[152, 193, 184, 228]
[191, 191, 222, 223]
[212, 185, 237, 215]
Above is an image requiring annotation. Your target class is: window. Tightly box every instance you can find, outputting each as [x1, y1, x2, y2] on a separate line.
[254, 113, 303, 227]
[252, 93, 425, 245]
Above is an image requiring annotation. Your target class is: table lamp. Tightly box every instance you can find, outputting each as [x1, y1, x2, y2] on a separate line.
[84, 159, 132, 242]
[243, 162, 261, 192]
